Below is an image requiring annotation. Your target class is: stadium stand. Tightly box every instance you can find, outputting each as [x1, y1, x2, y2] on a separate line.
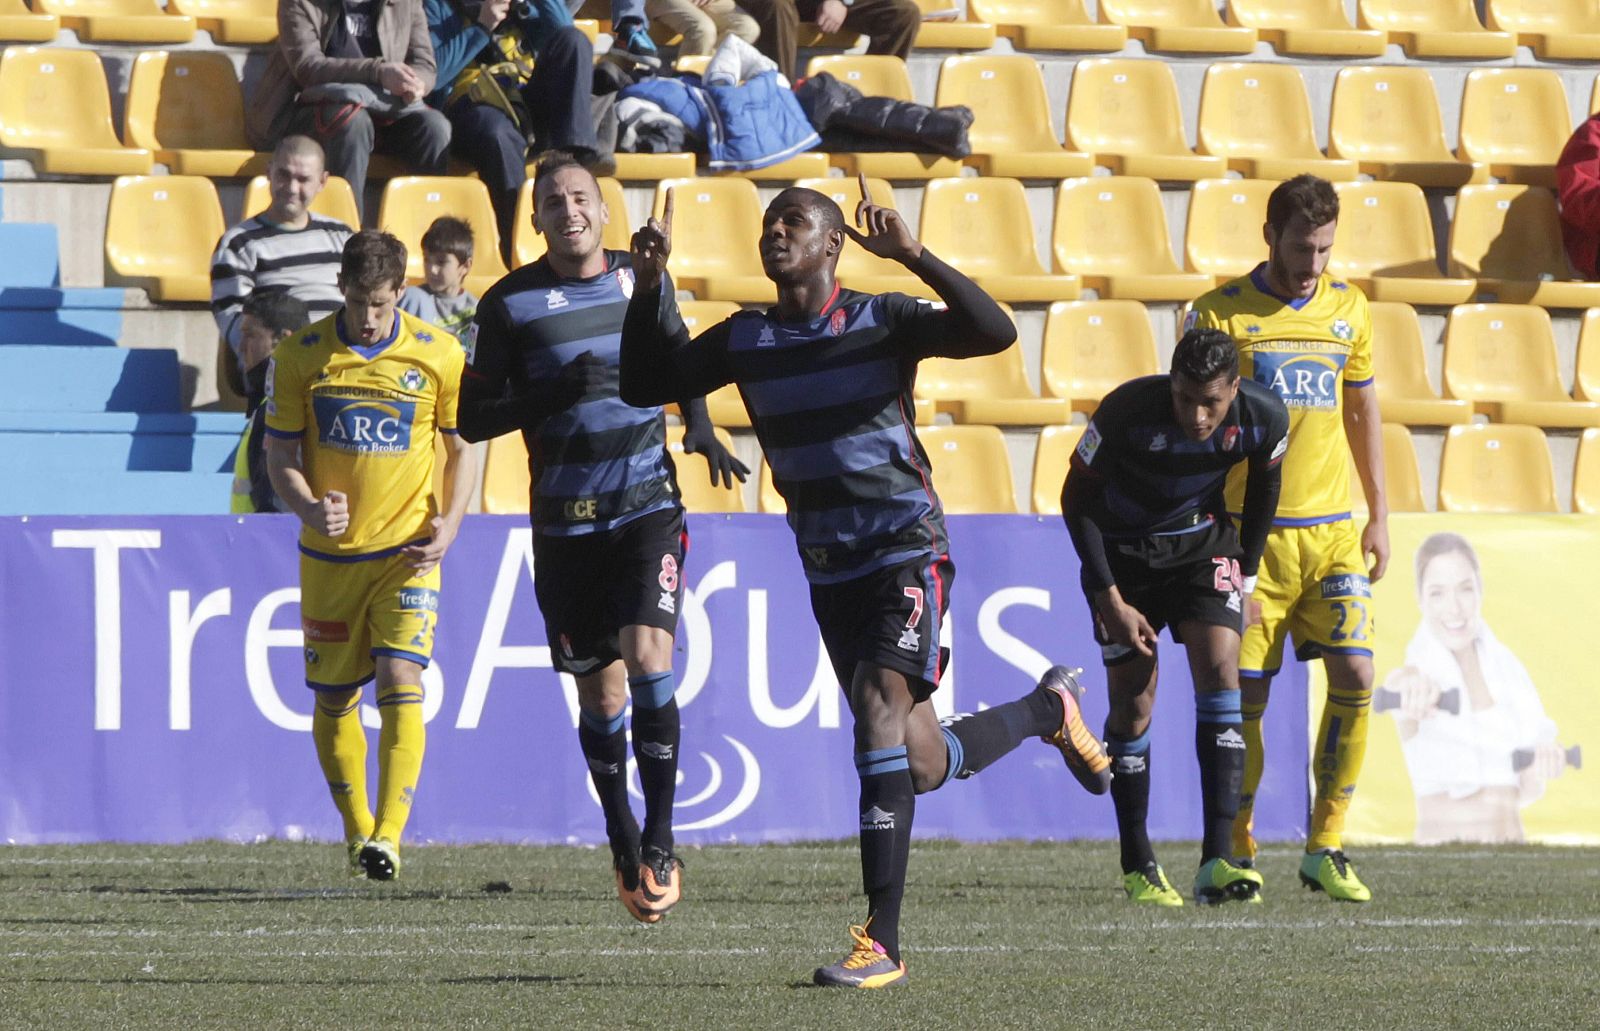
[512, 175, 630, 267]
[1448, 185, 1600, 309]
[1455, 68, 1571, 188]
[1326, 180, 1477, 305]
[1358, 423, 1428, 514]
[1486, 0, 1600, 59]
[0, 46, 153, 176]
[1183, 177, 1276, 284]
[241, 174, 361, 229]
[1441, 303, 1600, 428]
[1575, 428, 1600, 513]
[32, 0, 196, 43]
[793, 176, 931, 297]
[1052, 176, 1211, 302]
[0, 221, 126, 348]
[802, 56, 962, 179]
[919, 424, 1018, 513]
[1437, 423, 1561, 513]
[934, 55, 1093, 179]
[1224, 0, 1386, 56]
[666, 424, 744, 512]
[966, 0, 1126, 52]
[1576, 310, 1600, 403]
[104, 174, 225, 303]
[1367, 301, 1473, 426]
[1095, 0, 1257, 53]
[917, 310, 1070, 425]
[123, 50, 269, 178]
[1064, 59, 1227, 181]
[165, 0, 277, 44]
[1327, 66, 1489, 188]
[675, 301, 748, 429]
[652, 178, 774, 303]
[0, 0, 60, 42]
[920, 177, 1079, 303]
[1030, 423, 1084, 515]
[1040, 298, 1160, 413]
[1196, 62, 1358, 182]
[907, 0, 996, 49]
[481, 433, 530, 515]
[1357, 0, 1516, 58]
[378, 177, 510, 297]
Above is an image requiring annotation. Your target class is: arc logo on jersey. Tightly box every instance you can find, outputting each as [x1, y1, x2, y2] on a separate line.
[1250, 348, 1348, 410]
[312, 395, 417, 454]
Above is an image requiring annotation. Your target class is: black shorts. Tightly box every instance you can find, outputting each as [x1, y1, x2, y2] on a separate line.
[810, 553, 954, 702]
[533, 505, 687, 676]
[1084, 518, 1244, 667]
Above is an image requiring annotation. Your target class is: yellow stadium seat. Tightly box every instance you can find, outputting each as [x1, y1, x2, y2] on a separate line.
[1576, 309, 1600, 402]
[674, 54, 710, 76]
[1065, 59, 1228, 182]
[1575, 428, 1600, 514]
[1327, 66, 1488, 189]
[1051, 177, 1212, 301]
[920, 425, 1017, 513]
[1437, 423, 1559, 513]
[666, 424, 745, 513]
[1327, 181, 1476, 306]
[123, 51, 267, 178]
[1367, 301, 1472, 426]
[481, 434, 530, 514]
[910, 0, 997, 48]
[1448, 185, 1600, 309]
[242, 174, 360, 229]
[378, 177, 510, 296]
[918, 178, 1080, 303]
[0, 0, 59, 41]
[1196, 63, 1358, 182]
[1041, 299, 1160, 412]
[1442, 303, 1600, 428]
[714, 153, 832, 182]
[104, 174, 224, 302]
[1096, 0, 1257, 51]
[802, 56, 962, 180]
[1455, 69, 1571, 189]
[917, 305, 1071, 425]
[1349, 423, 1426, 514]
[1224, 0, 1386, 55]
[1031, 423, 1085, 515]
[792, 176, 931, 297]
[758, 461, 786, 514]
[34, 0, 194, 41]
[511, 174, 629, 267]
[1357, 0, 1515, 57]
[1183, 178, 1275, 284]
[672, 301, 747, 428]
[166, 0, 274, 43]
[1488, 0, 1600, 58]
[968, 0, 1126, 51]
[609, 153, 696, 181]
[653, 178, 774, 303]
[935, 56, 1092, 179]
[0, 46, 152, 175]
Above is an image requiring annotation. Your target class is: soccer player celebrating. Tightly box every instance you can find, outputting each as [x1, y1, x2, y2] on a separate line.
[620, 175, 1111, 988]
[264, 231, 476, 881]
[1064, 328, 1289, 906]
[1190, 174, 1388, 902]
[459, 151, 747, 924]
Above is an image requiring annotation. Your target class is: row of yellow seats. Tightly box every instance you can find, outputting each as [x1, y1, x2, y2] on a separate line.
[960, 0, 1600, 61]
[1346, 423, 1600, 515]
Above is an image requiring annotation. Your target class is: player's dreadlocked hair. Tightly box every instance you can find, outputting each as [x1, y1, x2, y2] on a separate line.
[1266, 174, 1339, 233]
[1171, 327, 1239, 385]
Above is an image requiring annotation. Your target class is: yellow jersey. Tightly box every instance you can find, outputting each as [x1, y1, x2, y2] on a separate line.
[264, 309, 464, 558]
[1190, 265, 1374, 525]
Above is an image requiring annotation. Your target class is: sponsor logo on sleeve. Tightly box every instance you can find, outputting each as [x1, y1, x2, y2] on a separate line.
[1076, 422, 1102, 464]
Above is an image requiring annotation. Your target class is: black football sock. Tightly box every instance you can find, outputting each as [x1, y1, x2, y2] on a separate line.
[628, 671, 680, 854]
[1195, 689, 1245, 864]
[935, 683, 1060, 785]
[856, 746, 915, 965]
[1106, 726, 1156, 874]
[578, 708, 639, 859]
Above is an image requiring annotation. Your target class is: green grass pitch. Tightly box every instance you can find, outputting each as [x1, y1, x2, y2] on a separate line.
[2, 840, 1597, 1029]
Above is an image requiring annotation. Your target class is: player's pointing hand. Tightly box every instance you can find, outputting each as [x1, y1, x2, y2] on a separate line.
[843, 172, 922, 265]
[632, 187, 673, 291]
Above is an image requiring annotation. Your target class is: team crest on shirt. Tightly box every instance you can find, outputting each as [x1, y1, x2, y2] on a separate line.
[1221, 426, 1239, 450]
[897, 627, 920, 651]
[400, 367, 425, 392]
[1148, 432, 1168, 452]
[829, 307, 849, 337]
[301, 332, 321, 346]
[615, 267, 635, 298]
[756, 325, 777, 348]
[1331, 319, 1353, 340]
[547, 288, 569, 310]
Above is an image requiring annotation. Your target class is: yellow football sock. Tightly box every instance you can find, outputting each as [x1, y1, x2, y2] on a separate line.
[372, 682, 426, 844]
[1308, 685, 1371, 853]
[1233, 701, 1267, 860]
[313, 693, 374, 843]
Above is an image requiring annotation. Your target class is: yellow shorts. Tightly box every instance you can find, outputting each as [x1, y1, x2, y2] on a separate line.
[299, 548, 440, 691]
[1240, 519, 1374, 678]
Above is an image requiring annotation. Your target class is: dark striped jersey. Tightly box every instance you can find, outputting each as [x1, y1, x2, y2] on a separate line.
[1071, 376, 1289, 538]
[210, 214, 351, 356]
[469, 251, 679, 536]
[661, 284, 952, 584]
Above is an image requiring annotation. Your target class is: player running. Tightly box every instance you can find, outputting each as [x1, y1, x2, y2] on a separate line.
[459, 151, 747, 924]
[620, 175, 1111, 988]
[1064, 328, 1289, 906]
[1190, 174, 1388, 902]
[264, 230, 477, 881]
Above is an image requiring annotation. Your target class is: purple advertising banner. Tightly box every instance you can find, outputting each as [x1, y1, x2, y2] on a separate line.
[0, 515, 1308, 845]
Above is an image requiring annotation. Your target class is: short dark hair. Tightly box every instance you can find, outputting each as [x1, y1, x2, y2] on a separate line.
[1171, 327, 1239, 385]
[421, 215, 474, 264]
[240, 289, 311, 337]
[1266, 174, 1339, 234]
[769, 187, 844, 235]
[340, 230, 407, 293]
[532, 148, 600, 198]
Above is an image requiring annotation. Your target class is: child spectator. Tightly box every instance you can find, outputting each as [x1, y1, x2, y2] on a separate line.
[399, 216, 481, 343]
[231, 290, 312, 514]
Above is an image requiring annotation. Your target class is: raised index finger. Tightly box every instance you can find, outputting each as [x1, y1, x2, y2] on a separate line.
[662, 187, 675, 233]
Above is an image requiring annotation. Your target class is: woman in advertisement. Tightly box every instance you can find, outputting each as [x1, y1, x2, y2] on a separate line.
[1381, 533, 1574, 843]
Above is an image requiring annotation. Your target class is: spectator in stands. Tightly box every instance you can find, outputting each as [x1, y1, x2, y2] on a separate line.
[646, 0, 759, 56]
[245, 0, 451, 218]
[398, 215, 481, 341]
[1558, 111, 1600, 281]
[736, 0, 918, 81]
[212, 136, 352, 368]
[230, 290, 312, 514]
[425, 0, 626, 254]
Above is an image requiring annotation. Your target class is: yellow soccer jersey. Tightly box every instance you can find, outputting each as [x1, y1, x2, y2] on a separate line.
[1190, 265, 1374, 525]
[264, 309, 464, 558]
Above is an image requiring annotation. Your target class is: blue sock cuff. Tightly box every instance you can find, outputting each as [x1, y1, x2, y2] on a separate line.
[1105, 727, 1151, 756]
[627, 670, 675, 710]
[855, 745, 909, 778]
[579, 707, 626, 736]
[1196, 688, 1243, 724]
[938, 725, 963, 789]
